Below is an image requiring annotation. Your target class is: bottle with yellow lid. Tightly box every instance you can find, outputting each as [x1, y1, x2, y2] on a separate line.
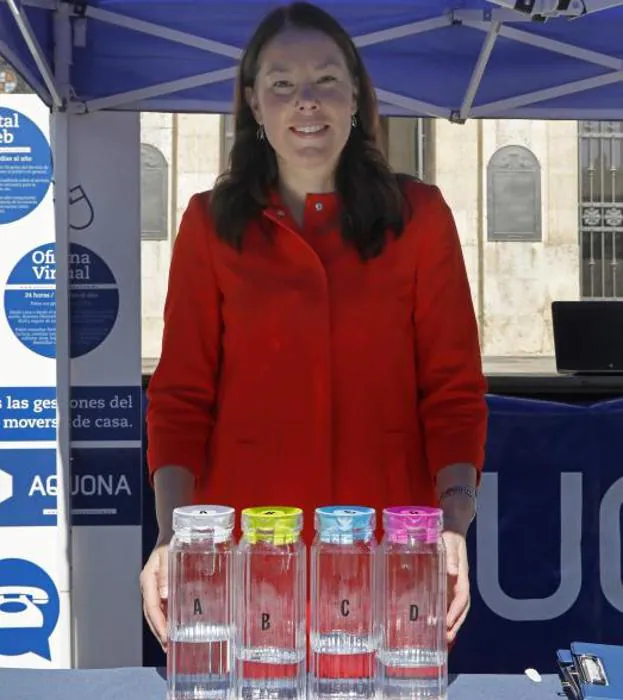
[235, 506, 306, 700]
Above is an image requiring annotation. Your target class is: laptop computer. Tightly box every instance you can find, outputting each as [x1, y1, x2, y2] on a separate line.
[552, 300, 623, 375]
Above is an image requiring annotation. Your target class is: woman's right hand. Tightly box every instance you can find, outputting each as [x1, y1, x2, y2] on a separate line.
[140, 535, 171, 651]
[142, 466, 195, 651]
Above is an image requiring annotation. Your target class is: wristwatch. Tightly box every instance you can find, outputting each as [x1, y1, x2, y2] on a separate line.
[439, 485, 476, 501]
[439, 485, 477, 522]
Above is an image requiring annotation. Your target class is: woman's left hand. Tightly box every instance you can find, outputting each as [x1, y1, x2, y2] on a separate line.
[442, 530, 470, 643]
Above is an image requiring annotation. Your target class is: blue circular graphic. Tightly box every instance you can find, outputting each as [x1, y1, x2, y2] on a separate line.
[0, 558, 60, 660]
[0, 108, 53, 224]
[4, 242, 119, 358]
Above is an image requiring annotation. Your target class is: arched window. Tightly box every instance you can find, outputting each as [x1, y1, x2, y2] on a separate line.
[140, 143, 168, 240]
[487, 145, 541, 242]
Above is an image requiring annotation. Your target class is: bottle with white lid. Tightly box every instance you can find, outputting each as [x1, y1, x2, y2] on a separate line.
[310, 505, 378, 699]
[167, 505, 236, 700]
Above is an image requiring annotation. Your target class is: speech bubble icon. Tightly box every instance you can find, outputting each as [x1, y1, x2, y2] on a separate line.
[0, 557, 59, 660]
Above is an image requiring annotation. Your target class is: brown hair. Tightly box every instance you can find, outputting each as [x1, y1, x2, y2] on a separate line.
[210, 1, 409, 260]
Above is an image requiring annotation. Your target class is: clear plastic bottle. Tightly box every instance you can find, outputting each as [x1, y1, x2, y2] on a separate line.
[235, 507, 306, 700]
[167, 505, 236, 700]
[310, 505, 377, 699]
[377, 506, 447, 700]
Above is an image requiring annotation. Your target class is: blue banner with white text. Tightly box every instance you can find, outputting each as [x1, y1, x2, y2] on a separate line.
[450, 395, 623, 674]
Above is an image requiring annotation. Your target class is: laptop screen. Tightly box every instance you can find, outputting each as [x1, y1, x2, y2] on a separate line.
[552, 301, 623, 374]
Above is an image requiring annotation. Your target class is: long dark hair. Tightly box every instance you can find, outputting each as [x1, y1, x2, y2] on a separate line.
[210, 1, 409, 260]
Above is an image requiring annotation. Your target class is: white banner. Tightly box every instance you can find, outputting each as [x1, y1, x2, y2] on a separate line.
[0, 96, 143, 668]
[67, 110, 142, 669]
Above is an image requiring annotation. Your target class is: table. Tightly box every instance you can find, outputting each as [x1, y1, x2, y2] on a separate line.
[0, 668, 564, 699]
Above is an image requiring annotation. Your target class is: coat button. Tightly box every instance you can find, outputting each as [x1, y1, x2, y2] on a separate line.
[314, 202, 323, 211]
[276, 209, 285, 217]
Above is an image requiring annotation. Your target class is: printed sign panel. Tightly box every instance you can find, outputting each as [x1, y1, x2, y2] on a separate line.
[0, 449, 56, 527]
[66, 109, 143, 668]
[0, 447, 142, 528]
[0, 536, 70, 669]
[70, 387, 141, 443]
[0, 388, 56, 442]
[0, 96, 56, 387]
[0, 95, 64, 667]
[0, 105, 53, 225]
[0, 557, 60, 660]
[0, 96, 143, 668]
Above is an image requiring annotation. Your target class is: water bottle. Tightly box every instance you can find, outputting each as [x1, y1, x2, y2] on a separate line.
[167, 505, 236, 700]
[310, 506, 377, 699]
[377, 506, 447, 700]
[235, 507, 306, 700]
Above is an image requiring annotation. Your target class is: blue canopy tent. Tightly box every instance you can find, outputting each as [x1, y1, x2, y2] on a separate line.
[2, 0, 623, 673]
[2, 0, 623, 120]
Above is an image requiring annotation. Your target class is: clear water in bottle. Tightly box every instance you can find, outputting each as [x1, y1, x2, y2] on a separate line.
[310, 506, 377, 699]
[377, 506, 447, 700]
[235, 507, 306, 700]
[167, 505, 236, 700]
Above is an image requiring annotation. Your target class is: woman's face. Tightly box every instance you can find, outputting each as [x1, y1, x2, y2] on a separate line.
[247, 27, 358, 183]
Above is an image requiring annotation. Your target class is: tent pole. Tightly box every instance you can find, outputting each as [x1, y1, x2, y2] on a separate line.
[459, 21, 501, 121]
[3, 0, 56, 7]
[83, 5, 451, 55]
[463, 18, 621, 69]
[374, 88, 447, 119]
[80, 66, 238, 113]
[82, 5, 241, 58]
[472, 69, 623, 116]
[5, 0, 62, 106]
[52, 0, 74, 669]
[354, 15, 452, 47]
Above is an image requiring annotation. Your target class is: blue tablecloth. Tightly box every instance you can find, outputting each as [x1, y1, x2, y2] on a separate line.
[0, 668, 562, 699]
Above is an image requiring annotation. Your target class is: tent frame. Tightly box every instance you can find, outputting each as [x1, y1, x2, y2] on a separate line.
[5, 1, 623, 120]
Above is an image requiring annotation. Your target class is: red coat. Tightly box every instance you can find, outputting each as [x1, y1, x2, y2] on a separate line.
[146, 179, 488, 542]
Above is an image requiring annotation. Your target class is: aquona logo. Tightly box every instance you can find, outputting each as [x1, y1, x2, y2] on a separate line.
[28, 473, 132, 498]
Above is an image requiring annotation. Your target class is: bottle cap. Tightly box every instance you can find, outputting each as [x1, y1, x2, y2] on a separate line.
[314, 506, 376, 542]
[172, 505, 235, 542]
[383, 506, 443, 544]
[241, 506, 303, 544]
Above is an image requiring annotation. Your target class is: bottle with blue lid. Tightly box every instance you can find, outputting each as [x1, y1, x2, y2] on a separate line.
[167, 504, 236, 700]
[310, 505, 378, 699]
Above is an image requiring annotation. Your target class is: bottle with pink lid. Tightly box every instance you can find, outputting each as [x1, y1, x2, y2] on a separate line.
[376, 506, 447, 700]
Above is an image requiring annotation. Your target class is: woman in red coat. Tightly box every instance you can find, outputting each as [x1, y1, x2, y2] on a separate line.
[141, 1, 487, 653]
